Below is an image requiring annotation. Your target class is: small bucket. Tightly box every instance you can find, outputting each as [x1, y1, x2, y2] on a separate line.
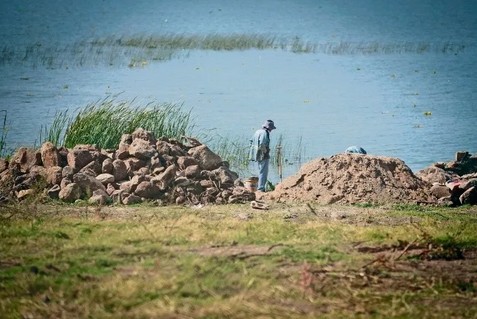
[244, 177, 258, 192]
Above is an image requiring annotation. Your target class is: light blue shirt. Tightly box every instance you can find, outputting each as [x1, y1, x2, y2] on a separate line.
[249, 128, 270, 162]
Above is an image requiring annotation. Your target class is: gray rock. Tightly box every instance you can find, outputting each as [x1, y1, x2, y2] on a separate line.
[460, 186, 477, 205]
[430, 184, 451, 199]
[122, 193, 142, 205]
[134, 181, 162, 199]
[59, 183, 82, 202]
[96, 173, 115, 185]
[102, 158, 114, 174]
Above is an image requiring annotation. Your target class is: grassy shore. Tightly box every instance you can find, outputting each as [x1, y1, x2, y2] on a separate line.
[1, 202, 476, 318]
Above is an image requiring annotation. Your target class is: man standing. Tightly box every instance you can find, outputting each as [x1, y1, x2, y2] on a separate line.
[249, 120, 276, 192]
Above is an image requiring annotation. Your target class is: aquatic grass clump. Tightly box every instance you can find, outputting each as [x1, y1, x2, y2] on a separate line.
[111, 34, 279, 51]
[45, 97, 193, 149]
[206, 134, 254, 176]
[2, 34, 468, 69]
[204, 132, 307, 180]
[273, 134, 305, 166]
[0, 110, 9, 158]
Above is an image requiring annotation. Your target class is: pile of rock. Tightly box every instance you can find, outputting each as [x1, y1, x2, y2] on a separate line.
[417, 151, 477, 206]
[0, 128, 255, 205]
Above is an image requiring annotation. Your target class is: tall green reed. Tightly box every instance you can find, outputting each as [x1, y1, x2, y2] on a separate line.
[207, 132, 307, 179]
[44, 97, 193, 149]
[273, 134, 304, 166]
[40, 109, 69, 146]
[207, 133, 253, 176]
[0, 110, 8, 158]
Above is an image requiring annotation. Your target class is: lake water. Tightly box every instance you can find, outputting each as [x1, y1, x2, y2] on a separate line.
[1, 0, 476, 181]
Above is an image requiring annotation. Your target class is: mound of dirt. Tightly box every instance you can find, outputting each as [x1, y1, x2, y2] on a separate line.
[268, 153, 433, 205]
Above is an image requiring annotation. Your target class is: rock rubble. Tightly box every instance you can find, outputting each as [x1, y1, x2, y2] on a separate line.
[0, 128, 255, 205]
[1, 130, 476, 207]
[416, 151, 477, 206]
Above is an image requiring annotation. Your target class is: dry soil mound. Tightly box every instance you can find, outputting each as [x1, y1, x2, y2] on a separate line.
[269, 153, 433, 204]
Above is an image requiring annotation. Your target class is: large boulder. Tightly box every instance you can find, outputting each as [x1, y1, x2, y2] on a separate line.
[10, 147, 42, 173]
[129, 138, 157, 160]
[185, 164, 201, 179]
[88, 189, 111, 205]
[124, 157, 147, 175]
[59, 183, 82, 202]
[40, 142, 61, 169]
[152, 164, 177, 190]
[177, 156, 199, 169]
[73, 172, 107, 198]
[460, 186, 477, 205]
[211, 166, 238, 186]
[188, 145, 223, 171]
[112, 159, 128, 182]
[79, 159, 102, 175]
[116, 134, 132, 160]
[122, 193, 142, 205]
[134, 181, 162, 199]
[156, 140, 171, 156]
[67, 149, 94, 172]
[131, 128, 157, 144]
[118, 175, 144, 194]
[169, 144, 187, 157]
[46, 166, 63, 186]
[102, 158, 114, 174]
[417, 166, 454, 184]
[429, 184, 451, 199]
[96, 173, 115, 185]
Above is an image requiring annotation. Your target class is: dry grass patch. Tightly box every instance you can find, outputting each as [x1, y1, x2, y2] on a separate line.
[0, 202, 476, 318]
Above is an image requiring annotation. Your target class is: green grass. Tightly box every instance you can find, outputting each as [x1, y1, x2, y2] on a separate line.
[0, 110, 9, 158]
[1, 202, 476, 318]
[42, 96, 194, 149]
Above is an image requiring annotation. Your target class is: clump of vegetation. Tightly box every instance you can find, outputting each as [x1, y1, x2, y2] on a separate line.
[42, 96, 193, 149]
[0, 34, 468, 69]
[205, 133, 253, 176]
[0, 110, 8, 158]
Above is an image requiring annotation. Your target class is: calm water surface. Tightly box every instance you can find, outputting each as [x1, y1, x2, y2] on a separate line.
[1, 0, 476, 180]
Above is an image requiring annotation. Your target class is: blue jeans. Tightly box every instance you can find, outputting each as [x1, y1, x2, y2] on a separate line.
[257, 159, 269, 191]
